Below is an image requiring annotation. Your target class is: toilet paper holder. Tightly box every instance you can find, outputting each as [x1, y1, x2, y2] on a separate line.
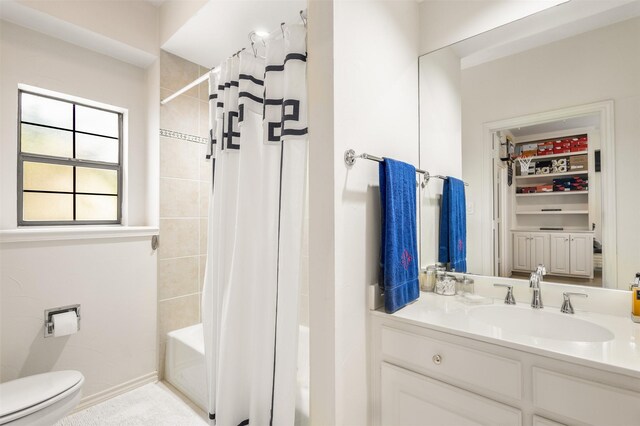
[44, 304, 81, 338]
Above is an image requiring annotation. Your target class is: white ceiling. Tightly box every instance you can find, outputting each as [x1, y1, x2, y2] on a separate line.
[509, 115, 600, 138]
[162, 0, 305, 68]
[445, 0, 640, 69]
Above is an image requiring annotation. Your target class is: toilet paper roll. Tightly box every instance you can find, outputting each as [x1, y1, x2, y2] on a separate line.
[52, 311, 78, 337]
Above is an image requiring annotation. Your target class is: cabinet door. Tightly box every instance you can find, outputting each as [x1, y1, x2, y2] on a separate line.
[570, 234, 593, 277]
[513, 233, 531, 271]
[530, 233, 549, 271]
[381, 362, 522, 426]
[549, 233, 570, 275]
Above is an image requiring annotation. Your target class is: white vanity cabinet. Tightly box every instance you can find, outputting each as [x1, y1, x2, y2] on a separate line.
[371, 314, 640, 426]
[381, 363, 521, 426]
[512, 231, 593, 278]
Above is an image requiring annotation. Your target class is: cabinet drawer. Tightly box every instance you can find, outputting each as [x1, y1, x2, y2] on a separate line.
[381, 326, 522, 400]
[381, 362, 522, 426]
[533, 368, 640, 425]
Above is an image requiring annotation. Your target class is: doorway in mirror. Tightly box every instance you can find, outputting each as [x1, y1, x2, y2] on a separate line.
[488, 103, 613, 288]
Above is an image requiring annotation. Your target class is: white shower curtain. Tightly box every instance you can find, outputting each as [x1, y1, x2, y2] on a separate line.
[202, 23, 308, 426]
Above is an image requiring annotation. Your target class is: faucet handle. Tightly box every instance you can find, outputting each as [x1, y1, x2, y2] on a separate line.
[560, 292, 588, 314]
[536, 264, 547, 276]
[494, 284, 516, 305]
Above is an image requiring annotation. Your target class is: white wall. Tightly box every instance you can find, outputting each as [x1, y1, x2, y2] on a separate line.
[460, 18, 640, 288]
[308, 1, 420, 424]
[418, 48, 462, 267]
[0, 21, 159, 403]
[418, 0, 567, 55]
[15, 0, 159, 57]
[0, 236, 157, 403]
[159, 0, 208, 46]
[0, 21, 151, 228]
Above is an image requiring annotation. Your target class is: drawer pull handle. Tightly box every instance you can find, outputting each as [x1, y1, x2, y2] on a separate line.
[432, 354, 442, 365]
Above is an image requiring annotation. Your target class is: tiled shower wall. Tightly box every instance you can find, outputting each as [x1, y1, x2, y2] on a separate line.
[158, 50, 211, 375]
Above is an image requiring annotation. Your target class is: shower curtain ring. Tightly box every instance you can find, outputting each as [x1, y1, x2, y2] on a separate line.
[248, 32, 258, 57]
[300, 10, 307, 26]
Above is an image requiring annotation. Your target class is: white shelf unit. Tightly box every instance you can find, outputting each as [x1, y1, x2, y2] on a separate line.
[509, 130, 595, 278]
[516, 170, 588, 180]
[516, 191, 588, 197]
[522, 150, 588, 161]
[516, 211, 588, 215]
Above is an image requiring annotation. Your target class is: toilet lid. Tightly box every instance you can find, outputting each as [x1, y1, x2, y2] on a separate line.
[0, 370, 83, 419]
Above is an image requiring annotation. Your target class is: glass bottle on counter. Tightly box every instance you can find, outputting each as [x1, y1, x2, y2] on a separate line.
[420, 265, 437, 292]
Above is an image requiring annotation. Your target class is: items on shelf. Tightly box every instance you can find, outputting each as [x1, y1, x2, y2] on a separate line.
[515, 176, 589, 194]
[535, 160, 552, 175]
[551, 158, 567, 173]
[554, 139, 571, 154]
[519, 142, 538, 157]
[514, 134, 588, 157]
[517, 186, 537, 194]
[553, 176, 588, 192]
[569, 154, 588, 171]
[516, 153, 587, 176]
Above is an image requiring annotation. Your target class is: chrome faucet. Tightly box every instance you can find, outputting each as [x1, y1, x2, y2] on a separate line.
[560, 292, 588, 314]
[529, 264, 546, 309]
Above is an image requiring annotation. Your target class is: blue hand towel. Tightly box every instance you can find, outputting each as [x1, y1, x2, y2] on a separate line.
[379, 158, 419, 313]
[439, 177, 467, 272]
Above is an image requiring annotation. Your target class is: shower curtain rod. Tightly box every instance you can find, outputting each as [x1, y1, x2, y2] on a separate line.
[160, 10, 307, 105]
[344, 149, 470, 188]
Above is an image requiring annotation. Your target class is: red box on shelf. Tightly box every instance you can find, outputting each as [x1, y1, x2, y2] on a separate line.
[536, 184, 554, 193]
[554, 147, 571, 154]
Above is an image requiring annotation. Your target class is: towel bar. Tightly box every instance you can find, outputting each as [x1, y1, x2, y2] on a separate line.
[344, 149, 469, 188]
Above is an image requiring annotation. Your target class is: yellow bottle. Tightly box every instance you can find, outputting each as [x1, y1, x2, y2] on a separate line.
[632, 273, 640, 323]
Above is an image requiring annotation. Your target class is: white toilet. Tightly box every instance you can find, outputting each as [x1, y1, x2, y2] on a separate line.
[0, 370, 84, 425]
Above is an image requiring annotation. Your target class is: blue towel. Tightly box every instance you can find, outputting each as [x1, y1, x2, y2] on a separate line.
[439, 177, 467, 272]
[379, 158, 419, 313]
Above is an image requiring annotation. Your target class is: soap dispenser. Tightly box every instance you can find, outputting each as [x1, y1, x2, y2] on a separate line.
[631, 273, 640, 323]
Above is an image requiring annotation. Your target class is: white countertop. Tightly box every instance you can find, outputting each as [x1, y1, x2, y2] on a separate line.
[373, 293, 640, 379]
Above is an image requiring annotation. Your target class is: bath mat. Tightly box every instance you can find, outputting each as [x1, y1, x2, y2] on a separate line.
[55, 382, 207, 426]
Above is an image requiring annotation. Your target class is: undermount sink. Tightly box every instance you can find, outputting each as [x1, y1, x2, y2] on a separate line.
[469, 305, 615, 342]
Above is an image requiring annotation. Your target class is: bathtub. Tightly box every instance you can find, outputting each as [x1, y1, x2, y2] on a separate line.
[165, 323, 207, 411]
[165, 323, 310, 424]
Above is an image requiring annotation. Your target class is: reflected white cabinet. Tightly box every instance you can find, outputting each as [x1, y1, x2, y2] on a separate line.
[549, 232, 593, 277]
[549, 233, 571, 275]
[513, 231, 593, 278]
[513, 232, 531, 271]
[512, 232, 549, 272]
[570, 234, 593, 276]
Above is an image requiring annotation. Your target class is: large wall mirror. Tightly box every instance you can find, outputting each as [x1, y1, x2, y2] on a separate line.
[419, 1, 640, 290]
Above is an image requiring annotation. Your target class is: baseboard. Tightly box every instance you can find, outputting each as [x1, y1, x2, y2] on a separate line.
[72, 371, 158, 413]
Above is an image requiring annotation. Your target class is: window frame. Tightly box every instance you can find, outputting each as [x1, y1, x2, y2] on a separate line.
[17, 89, 124, 226]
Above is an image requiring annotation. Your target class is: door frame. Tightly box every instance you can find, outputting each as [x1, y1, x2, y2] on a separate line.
[481, 101, 616, 288]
